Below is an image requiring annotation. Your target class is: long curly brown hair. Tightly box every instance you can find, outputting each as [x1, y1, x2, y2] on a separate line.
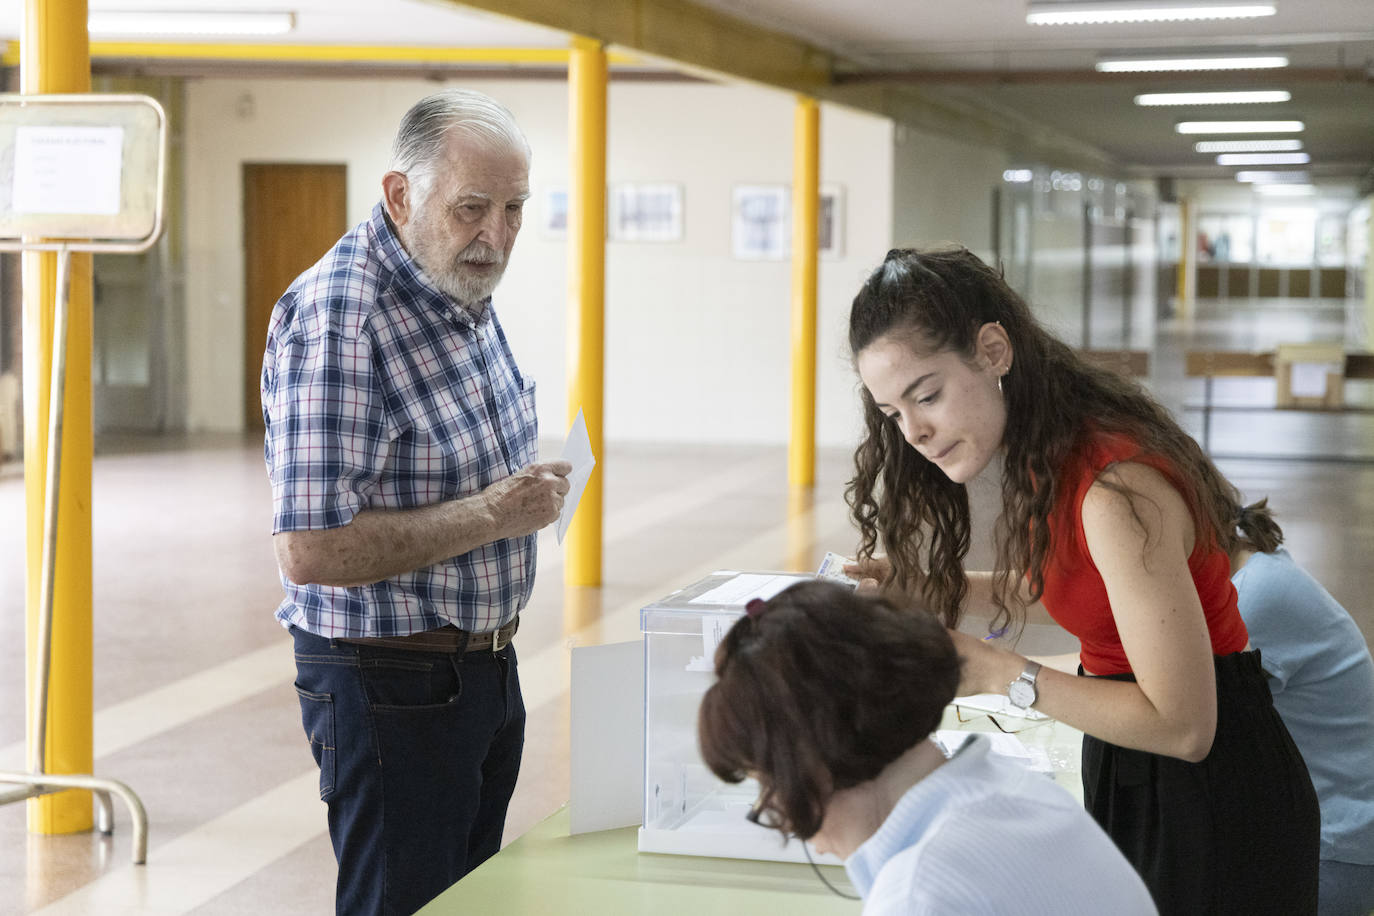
[845, 247, 1247, 636]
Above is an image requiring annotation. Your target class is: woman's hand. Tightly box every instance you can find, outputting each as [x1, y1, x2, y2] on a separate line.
[946, 628, 1023, 697]
[843, 555, 892, 596]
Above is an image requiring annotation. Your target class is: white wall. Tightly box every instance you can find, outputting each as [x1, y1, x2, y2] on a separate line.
[891, 124, 1006, 259]
[184, 76, 892, 447]
[888, 131, 1156, 349]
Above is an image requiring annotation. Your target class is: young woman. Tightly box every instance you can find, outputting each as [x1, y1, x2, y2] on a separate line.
[697, 580, 1157, 915]
[844, 247, 1319, 914]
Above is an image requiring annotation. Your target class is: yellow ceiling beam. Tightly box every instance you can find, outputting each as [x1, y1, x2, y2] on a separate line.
[0, 5, 1117, 170]
[431, 0, 832, 91]
[433, 0, 1115, 171]
[1, 39, 637, 67]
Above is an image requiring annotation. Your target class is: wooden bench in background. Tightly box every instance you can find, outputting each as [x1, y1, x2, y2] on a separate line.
[1080, 349, 1150, 378]
[1184, 350, 1374, 460]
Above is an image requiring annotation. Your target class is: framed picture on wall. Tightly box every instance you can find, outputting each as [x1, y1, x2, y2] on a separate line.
[540, 187, 568, 239]
[731, 184, 789, 260]
[609, 183, 684, 242]
[819, 183, 845, 259]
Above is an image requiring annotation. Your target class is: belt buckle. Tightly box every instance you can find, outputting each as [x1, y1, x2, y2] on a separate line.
[491, 621, 513, 653]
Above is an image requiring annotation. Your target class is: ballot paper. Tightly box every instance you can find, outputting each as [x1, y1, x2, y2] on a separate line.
[556, 408, 596, 544]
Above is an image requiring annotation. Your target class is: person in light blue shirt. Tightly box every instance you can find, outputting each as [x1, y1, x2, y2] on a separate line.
[697, 580, 1156, 915]
[1232, 500, 1374, 916]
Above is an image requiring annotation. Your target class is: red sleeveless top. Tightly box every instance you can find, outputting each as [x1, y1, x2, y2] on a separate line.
[1039, 432, 1248, 675]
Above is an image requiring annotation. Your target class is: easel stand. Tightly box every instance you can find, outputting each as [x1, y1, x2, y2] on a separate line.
[0, 93, 168, 865]
[0, 245, 148, 863]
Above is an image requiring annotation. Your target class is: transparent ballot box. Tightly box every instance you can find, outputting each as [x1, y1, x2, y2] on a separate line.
[637, 570, 839, 864]
[635, 570, 1086, 864]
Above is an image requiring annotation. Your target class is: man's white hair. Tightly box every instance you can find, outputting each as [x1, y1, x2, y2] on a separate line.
[389, 88, 530, 202]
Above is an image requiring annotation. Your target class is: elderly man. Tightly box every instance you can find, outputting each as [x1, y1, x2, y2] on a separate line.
[261, 89, 569, 915]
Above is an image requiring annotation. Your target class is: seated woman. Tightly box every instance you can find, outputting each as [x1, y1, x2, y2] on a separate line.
[697, 580, 1156, 915]
[1231, 500, 1374, 916]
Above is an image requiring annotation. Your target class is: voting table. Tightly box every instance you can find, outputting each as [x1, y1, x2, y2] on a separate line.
[419, 701, 1084, 914]
[421, 571, 1083, 912]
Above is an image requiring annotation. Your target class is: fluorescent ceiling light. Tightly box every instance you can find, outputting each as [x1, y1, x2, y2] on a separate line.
[1175, 120, 1304, 133]
[1097, 54, 1289, 71]
[1194, 139, 1303, 152]
[1135, 90, 1290, 105]
[1235, 170, 1310, 183]
[1255, 183, 1315, 196]
[1027, 2, 1276, 26]
[88, 10, 297, 36]
[1216, 152, 1310, 165]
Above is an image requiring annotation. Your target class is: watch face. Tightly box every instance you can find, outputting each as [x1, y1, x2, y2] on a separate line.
[1008, 679, 1035, 708]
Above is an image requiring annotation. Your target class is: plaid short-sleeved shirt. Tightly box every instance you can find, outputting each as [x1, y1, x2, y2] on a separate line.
[261, 202, 538, 638]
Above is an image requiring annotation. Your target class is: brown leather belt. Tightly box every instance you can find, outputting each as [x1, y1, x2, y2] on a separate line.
[336, 616, 519, 654]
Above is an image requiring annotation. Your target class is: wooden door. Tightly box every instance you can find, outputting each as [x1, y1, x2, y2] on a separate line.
[243, 163, 347, 427]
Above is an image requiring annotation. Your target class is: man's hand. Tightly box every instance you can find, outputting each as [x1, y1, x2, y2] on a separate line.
[483, 460, 573, 540]
[275, 461, 573, 588]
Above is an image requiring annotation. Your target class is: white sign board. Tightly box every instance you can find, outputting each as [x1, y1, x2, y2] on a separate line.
[0, 93, 164, 249]
[13, 125, 124, 216]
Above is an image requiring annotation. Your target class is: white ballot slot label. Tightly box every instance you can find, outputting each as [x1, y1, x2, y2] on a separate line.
[699, 614, 741, 668]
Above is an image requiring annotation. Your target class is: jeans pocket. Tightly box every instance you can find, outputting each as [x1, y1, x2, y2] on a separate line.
[294, 685, 336, 801]
[361, 655, 462, 711]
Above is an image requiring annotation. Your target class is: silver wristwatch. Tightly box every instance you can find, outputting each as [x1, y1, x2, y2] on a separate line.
[1007, 660, 1042, 710]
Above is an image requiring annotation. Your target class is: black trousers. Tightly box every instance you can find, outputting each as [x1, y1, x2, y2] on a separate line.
[1082, 650, 1320, 916]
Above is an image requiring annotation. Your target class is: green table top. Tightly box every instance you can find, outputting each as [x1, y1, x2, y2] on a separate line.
[417, 806, 860, 915]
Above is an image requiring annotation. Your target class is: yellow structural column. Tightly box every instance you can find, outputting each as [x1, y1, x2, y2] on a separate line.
[566, 36, 606, 587]
[22, 0, 95, 833]
[789, 96, 819, 488]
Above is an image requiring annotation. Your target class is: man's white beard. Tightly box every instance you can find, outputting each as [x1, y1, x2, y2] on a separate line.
[414, 238, 507, 306]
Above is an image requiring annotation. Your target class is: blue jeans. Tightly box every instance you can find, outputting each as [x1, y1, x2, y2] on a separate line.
[291, 626, 525, 916]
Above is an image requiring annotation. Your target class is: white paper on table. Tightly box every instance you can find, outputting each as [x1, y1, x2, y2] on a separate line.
[934, 730, 1053, 773]
[556, 408, 596, 544]
[953, 692, 1049, 720]
[1290, 362, 1335, 398]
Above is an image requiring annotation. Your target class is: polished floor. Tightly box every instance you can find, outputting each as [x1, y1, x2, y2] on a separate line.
[2, 294, 1372, 914]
